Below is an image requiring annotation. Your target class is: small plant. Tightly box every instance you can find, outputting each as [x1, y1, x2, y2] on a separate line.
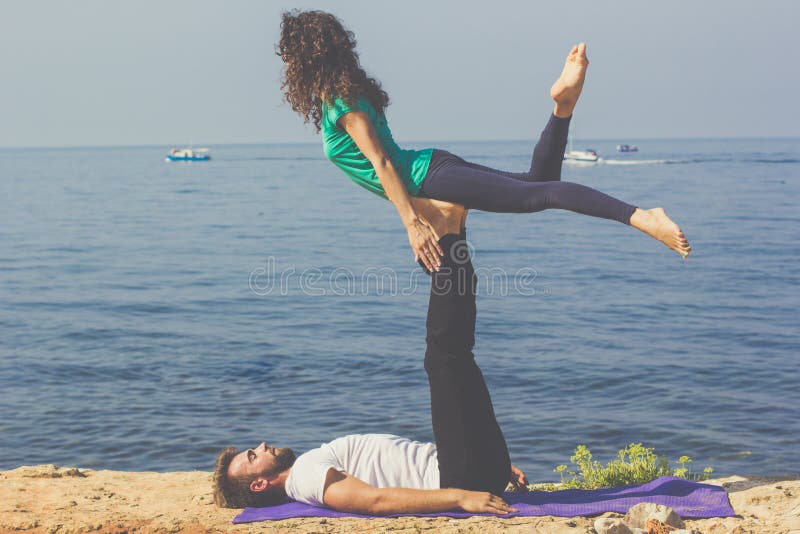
[545, 443, 713, 491]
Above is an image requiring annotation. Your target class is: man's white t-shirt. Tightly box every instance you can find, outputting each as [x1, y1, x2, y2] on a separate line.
[284, 434, 440, 506]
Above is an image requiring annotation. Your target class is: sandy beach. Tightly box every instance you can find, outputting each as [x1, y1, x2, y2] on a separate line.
[1, 464, 798, 533]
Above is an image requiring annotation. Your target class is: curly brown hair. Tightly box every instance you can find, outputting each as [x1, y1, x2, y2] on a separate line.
[276, 9, 390, 132]
[212, 447, 287, 508]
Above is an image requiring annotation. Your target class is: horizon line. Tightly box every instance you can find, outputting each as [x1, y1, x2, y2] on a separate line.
[1, 135, 799, 151]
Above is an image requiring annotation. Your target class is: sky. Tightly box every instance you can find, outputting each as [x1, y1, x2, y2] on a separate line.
[1, 0, 798, 147]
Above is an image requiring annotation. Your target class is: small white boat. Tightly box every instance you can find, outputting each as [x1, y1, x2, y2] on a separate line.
[166, 147, 211, 161]
[616, 144, 639, 153]
[563, 124, 600, 162]
[563, 149, 599, 162]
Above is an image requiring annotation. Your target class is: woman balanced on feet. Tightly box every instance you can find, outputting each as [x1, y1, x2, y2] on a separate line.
[276, 10, 691, 272]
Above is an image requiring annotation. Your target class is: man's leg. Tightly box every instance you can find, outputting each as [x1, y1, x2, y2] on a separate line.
[422, 231, 511, 495]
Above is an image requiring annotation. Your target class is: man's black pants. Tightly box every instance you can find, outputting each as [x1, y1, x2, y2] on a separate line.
[423, 230, 511, 495]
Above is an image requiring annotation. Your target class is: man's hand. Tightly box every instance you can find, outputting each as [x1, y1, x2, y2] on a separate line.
[509, 464, 529, 492]
[457, 489, 517, 514]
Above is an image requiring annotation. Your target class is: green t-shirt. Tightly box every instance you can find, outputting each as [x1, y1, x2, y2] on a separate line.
[320, 96, 433, 199]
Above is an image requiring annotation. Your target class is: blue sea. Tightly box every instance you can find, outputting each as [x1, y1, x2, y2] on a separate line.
[1, 138, 798, 481]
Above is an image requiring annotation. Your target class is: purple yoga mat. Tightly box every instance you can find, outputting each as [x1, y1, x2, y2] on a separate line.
[232, 475, 735, 523]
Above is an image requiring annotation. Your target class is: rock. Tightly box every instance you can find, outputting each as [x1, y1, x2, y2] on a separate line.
[645, 518, 678, 533]
[623, 502, 686, 530]
[641, 521, 698, 534]
[16, 465, 87, 479]
[594, 517, 633, 534]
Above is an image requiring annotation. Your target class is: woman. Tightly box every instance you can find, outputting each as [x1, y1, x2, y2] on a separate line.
[277, 10, 691, 272]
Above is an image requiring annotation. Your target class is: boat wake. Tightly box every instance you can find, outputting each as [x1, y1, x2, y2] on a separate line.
[563, 158, 603, 166]
[604, 159, 672, 165]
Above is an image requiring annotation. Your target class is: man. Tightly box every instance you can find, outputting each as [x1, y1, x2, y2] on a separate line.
[214, 200, 528, 514]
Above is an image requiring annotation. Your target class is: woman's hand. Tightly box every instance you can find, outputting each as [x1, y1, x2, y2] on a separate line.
[457, 490, 517, 515]
[509, 464, 529, 492]
[406, 217, 443, 272]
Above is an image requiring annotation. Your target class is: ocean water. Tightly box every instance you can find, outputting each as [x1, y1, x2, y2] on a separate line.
[0, 138, 798, 482]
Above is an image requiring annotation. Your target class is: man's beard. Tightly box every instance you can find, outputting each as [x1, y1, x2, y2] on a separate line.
[263, 447, 296, 477]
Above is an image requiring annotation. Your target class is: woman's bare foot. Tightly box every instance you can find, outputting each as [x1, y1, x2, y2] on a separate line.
[550, 42, 589, 118]
[629, 207, 692, 258]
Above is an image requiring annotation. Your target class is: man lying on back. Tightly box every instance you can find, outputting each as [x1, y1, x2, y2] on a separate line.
[213, 200, 527, 514]
[213, 432, 526, 514]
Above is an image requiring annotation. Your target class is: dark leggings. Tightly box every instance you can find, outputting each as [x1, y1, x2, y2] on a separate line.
[419, 114, 638, 225]
[424, 231, 511, 495]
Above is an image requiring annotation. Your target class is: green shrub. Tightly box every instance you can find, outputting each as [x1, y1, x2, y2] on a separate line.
[521, 443, 714, 492]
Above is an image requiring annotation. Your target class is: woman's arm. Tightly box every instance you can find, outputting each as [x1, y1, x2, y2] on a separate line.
[339, 110, 443, 272]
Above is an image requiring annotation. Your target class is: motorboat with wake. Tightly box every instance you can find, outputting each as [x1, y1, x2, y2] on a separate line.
[563, 124, 600, 163]
[563, 148, 599, 162]
[166, 147, 211, 161]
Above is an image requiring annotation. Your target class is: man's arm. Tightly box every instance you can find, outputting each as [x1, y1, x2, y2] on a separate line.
[321, 469, 516, 515]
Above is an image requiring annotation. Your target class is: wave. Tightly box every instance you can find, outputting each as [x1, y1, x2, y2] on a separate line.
[606, 156, 800, 166]
[745, 158, 800, 164]
[215, 156, 325, 162]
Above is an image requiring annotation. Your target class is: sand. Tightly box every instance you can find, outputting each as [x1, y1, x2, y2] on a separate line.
[1, 464, 798, 533]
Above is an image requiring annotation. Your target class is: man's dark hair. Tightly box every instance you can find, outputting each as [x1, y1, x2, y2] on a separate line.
[212, 447, 288, 508]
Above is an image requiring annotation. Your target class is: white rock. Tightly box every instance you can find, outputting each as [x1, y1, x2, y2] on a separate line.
[623, 502, 686, 529]
[594, 517, 632, 534]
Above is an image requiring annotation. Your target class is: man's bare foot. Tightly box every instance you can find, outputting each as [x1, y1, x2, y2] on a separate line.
[629, 207, 692, 258]
[550, 42, 589, 118]
[409, 197, 467, 237]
